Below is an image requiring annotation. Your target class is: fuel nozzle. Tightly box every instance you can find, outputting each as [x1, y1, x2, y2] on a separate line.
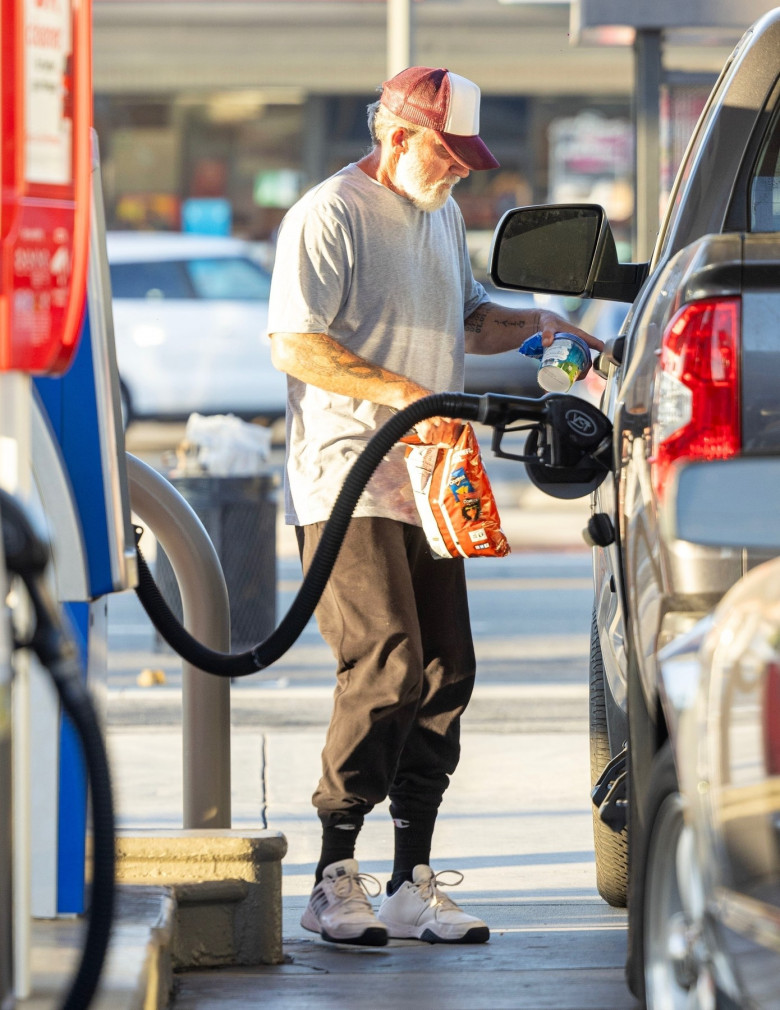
[525, 396, 612, 500]
[0, 488, 49, 579]
[480, 393, 613, 500]
[0, 489, 78, 667]
[541, 394, 612, 466]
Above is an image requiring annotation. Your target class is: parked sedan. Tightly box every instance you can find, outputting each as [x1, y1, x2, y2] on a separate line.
[106, 231, 286, 424]
[648, 457, 780, 1010]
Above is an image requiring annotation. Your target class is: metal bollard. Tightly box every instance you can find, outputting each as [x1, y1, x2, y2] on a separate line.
[126, 453, 231, 830]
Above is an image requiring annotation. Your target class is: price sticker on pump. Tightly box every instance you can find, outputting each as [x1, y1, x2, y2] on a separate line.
[24, 0, 74, 186]
[0, 0, 92, 375]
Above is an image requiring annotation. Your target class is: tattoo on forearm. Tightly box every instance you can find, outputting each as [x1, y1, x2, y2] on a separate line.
[465, 306, 488, 334]
[305, 338, 405, 392]
[465, 305, 537, 336]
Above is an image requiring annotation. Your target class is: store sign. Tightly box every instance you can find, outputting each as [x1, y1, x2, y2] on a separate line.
[547, 111, 633, 209]
[182, 198, 232, 236]
[253, 170, 302, 209]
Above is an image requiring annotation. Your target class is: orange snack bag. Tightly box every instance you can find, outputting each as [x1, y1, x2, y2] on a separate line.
[403, 423, 510, 559]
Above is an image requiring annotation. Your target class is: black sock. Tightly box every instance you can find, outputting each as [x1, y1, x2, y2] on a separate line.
[315, 820, 361, 883]
[388, 811, 438, 894]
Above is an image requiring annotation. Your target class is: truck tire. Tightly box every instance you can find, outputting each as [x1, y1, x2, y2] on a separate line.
[589, 609, 629, 907]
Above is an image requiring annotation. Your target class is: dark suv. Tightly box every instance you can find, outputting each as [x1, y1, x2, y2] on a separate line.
[488, 8, 780, 1005]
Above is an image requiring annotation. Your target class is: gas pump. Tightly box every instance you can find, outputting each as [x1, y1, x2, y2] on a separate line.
[0, 0, 99, 1005]
[0, 0, 92, 373]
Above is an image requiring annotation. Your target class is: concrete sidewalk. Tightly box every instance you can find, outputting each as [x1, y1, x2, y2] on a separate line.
[18, 711, 638, 1010]
[21, 691, 635, 1010]
[105, 716, 634, 1009]
[20, 486, 611, 1008]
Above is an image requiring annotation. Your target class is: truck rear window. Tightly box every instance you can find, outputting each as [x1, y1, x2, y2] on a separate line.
[750, 97, 780, 232]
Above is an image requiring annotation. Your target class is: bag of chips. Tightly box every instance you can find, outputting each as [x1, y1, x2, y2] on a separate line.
[403, 422, 510, 559]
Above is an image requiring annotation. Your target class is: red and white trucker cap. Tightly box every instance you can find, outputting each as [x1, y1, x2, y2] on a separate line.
[380, 66, 500, 172]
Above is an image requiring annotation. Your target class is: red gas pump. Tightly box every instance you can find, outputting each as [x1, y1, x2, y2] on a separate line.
[0, 1, 93, 1004]
[0, 0, 92, 374]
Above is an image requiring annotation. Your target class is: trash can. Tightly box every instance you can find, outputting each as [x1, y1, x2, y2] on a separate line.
[155, 472, 278, 651]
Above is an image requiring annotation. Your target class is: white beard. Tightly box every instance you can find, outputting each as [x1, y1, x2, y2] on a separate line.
[394, 151, 458, 212]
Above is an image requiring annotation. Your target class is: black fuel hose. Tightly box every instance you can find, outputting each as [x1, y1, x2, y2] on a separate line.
[134, 391, 500, 677]
[0, 489, 115, 1010]
[34, 625, 115, 1010]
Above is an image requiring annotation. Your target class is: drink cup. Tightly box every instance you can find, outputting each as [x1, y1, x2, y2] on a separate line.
[536, 333, 591, 392]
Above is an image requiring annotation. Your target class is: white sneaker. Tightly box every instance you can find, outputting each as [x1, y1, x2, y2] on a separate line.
[377, 864, 489, 943]
[300, 859, 388, 946]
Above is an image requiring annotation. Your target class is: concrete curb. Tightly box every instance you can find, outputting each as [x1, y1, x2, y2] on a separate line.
[22, 886, 175, 1010]
[116, 830, 288, 970]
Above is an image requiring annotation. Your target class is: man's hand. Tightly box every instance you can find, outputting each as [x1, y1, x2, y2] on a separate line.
[537, 311, 602, 350]
[536, 311, 603, 377]
[392, 395, 462, 446]
[412, 415, 462, 446]
[389, 384, 463, 446]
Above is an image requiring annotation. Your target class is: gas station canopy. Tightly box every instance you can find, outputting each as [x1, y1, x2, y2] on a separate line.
[572, 0, 779, 40]
[91, 0, 750, 98]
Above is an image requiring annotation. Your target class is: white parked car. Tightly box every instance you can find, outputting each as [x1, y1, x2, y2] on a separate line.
[105, 231, 286, 424]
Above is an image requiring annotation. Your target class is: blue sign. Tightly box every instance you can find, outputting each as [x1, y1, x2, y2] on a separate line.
[181, 197, 232, 236]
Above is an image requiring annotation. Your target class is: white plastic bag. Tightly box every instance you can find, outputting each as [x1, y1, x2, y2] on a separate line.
[171, 413, 272, 477]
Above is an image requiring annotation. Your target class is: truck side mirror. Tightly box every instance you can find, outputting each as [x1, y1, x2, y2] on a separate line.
[488, 204, 649, 304]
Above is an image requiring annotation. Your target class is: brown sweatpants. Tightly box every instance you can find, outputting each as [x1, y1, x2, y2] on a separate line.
[296, 516, 477, 828]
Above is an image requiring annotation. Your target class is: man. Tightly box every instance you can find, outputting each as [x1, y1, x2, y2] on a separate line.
[268, 66, 601, 948]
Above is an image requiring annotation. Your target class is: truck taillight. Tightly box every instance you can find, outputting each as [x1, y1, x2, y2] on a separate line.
[652, 297, 741, 500]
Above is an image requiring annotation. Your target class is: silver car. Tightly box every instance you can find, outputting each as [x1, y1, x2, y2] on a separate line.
[649, 458, 780, 1010]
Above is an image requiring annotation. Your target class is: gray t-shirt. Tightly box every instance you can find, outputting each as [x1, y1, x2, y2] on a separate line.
[267, 162, 488, 526]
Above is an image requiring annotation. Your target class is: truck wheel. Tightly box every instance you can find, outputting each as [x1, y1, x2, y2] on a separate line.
[643, 742, 717, 1009]
[589, 609, 628, 907]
